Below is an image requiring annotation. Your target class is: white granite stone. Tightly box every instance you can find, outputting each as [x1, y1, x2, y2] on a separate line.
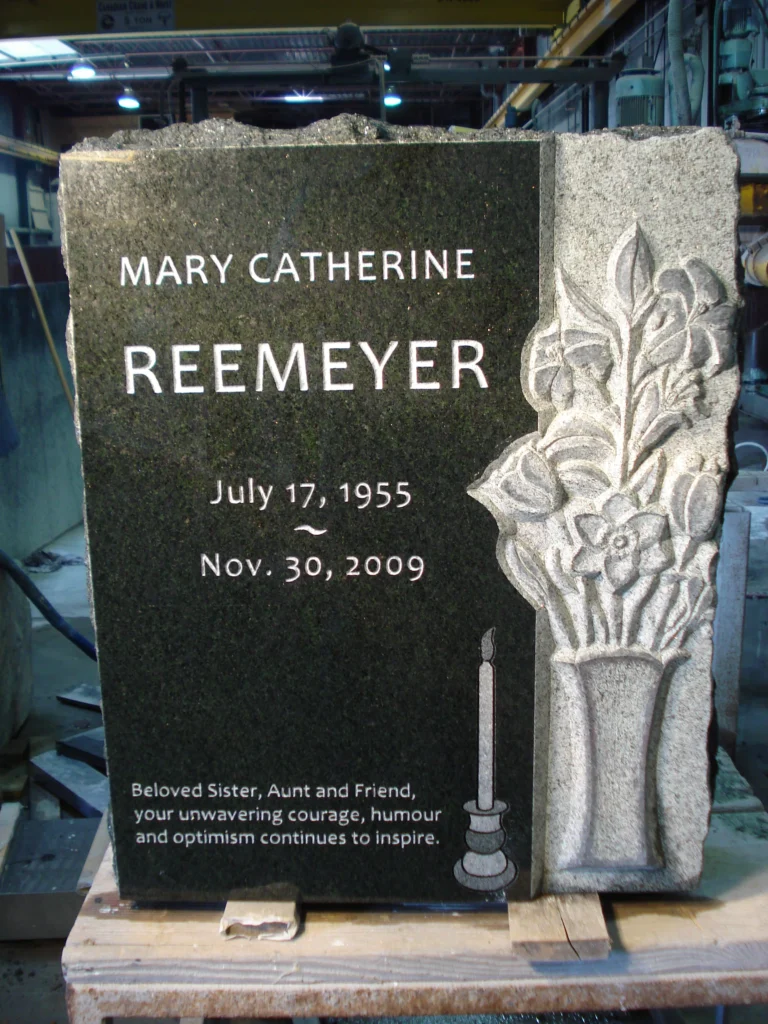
[471, 127, 740, 892]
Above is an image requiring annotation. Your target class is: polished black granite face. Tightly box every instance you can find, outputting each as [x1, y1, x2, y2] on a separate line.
[61, 135, 540, 903]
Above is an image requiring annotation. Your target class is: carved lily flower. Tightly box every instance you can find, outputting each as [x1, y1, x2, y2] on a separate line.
[642, 259, 735, 377]
[572, 494, 671, 592]
[528, 322, 613, 410]
[468, 433, 564, 524]
[669, 468, 721, 540]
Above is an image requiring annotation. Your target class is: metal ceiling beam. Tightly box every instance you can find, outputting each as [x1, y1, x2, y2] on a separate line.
[1, 0, 566, 36]
[485, 0, 639, 122]
[404, 59, 624, 85]
[0, 133, 58, 165]
[177, 57, 625, 91]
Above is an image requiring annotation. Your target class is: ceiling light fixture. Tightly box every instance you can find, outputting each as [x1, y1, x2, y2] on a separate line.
[383, 86, 402, 108]
[283, 91, 324, 103]
[0, 37, 77, 62]
[117, 86, 141, 110]
[383, 60, 391, 72]
[68, 59, 96, 81]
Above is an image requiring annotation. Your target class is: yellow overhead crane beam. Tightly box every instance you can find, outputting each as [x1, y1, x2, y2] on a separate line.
[0, 133, 58, 166]
[485, 0, 639, 124]
[2, 0, 565, 38]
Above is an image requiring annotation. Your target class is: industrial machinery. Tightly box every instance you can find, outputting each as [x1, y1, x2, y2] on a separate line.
[715, 0, 768, 127]
[616, 66, 665, 126]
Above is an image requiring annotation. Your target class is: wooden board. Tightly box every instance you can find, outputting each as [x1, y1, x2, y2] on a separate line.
[62, 810, 768, 1024]
[507, 892, 610, 960]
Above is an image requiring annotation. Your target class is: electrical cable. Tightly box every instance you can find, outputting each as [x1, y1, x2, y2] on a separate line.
[0, 546, 97, 661]
[735, 440, 768, 470]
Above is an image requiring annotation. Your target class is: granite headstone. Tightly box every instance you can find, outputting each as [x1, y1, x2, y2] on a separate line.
[61, 118, 740, 903]
[60, 119, 542, 903]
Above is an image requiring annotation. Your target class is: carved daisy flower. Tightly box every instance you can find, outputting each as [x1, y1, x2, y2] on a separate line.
[572, 494, 671, 591]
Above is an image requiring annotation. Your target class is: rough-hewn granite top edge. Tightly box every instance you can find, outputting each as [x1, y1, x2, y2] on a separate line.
[63, 113, 722, 155]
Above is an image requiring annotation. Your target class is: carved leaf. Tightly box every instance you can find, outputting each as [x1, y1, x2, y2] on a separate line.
[694, 304, 737, 377]
[636, 410, 686, 453]
[538, 410, 616, 467]
[532, 362, 559, 399]
[556, 269, 616, 333]
[550, 366, 574, 409]
[558, 461, 612, 500]
[626, 451, 665, 505]
[609, 222, 653, 315]
[642, 294, 688, 367]
[685, 258, 724, 307]
[503, 537, 546, 608]
[632, 379, 661, 442]
[545, 546, 578, 595]
[656, 267, 694, 308]
[667, 370, 701, 410]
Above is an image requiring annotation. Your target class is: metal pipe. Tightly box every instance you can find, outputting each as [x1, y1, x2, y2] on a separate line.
[668, 0, 692, 124]
[712, 0, 724, 126]
[742, 233, 768, 286]
[191, 83, 209, 122]
[670, 51, 704, 123]
[377, 59, 387, 121]
[593, 79, 610, 127]
[686, 51, 705, 121]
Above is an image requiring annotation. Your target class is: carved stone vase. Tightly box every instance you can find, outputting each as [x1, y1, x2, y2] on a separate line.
[552, 648, 682, 872]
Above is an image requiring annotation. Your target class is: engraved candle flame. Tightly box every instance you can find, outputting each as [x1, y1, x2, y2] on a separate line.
[478, 627, 496, 811]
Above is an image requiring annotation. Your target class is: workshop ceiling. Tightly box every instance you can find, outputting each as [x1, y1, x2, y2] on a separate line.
[0, 27, 545, 125]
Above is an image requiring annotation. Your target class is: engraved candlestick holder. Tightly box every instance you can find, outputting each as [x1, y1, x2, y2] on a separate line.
[454, 628, 517, 892]
[453, 798, 517, 891]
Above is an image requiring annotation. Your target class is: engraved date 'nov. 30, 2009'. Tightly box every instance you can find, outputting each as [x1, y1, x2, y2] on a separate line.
[202, 478, 424, 584]
[200, 553, 426, 584]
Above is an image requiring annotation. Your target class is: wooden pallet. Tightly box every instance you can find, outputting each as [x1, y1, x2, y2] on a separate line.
[63, 808, 768, 1024]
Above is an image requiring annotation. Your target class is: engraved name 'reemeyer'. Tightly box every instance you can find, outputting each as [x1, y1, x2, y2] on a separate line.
[120, 247, 490, 395]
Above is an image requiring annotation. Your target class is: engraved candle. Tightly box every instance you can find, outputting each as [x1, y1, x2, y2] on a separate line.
[477, 627, 496, 811]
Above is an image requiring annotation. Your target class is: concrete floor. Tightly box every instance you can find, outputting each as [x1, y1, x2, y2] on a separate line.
[0, 523, 766, 1024]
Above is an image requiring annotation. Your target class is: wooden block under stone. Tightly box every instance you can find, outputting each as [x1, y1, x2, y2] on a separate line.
[220, 898, 300, 941]
[556, 892, 612, 960]
[507, 892, 610, 961]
